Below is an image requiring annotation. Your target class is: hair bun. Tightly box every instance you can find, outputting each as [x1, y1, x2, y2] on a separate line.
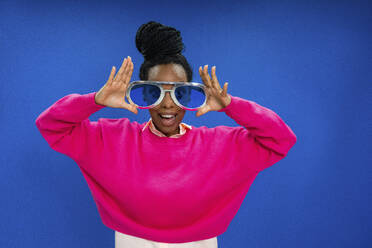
[135, 21, 184, 61]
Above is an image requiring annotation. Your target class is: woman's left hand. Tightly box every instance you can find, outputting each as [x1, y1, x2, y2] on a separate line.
[196, 65, 231, 117]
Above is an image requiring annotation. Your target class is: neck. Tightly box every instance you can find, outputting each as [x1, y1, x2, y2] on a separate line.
[152, 121, 180, 137]
[163, 126, 180, 137]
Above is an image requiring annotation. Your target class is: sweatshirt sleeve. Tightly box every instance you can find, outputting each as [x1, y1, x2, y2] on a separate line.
[35, 92, 106, 165]
[217, 94, 297, 172]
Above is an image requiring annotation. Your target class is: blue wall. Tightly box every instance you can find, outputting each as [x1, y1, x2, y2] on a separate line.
[1, 0, 371, 247]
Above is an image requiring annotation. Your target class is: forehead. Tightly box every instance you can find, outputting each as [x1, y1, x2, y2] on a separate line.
[148, 64, 187, 82]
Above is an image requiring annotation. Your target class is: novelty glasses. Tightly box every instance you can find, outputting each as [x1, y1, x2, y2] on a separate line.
[126, 81, 207, 110]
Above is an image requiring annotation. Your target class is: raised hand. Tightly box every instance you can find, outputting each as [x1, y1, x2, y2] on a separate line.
[95, 56, 138, 114]
[196, 65, 231, 117]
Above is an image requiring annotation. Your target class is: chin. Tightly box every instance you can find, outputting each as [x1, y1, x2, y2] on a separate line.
[150, 110, 185, 135]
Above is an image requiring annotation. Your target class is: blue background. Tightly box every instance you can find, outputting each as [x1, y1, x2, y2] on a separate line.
[1, 0, 371, 247]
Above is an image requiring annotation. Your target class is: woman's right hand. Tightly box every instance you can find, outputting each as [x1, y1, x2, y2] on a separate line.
[95, 56, 138, 114]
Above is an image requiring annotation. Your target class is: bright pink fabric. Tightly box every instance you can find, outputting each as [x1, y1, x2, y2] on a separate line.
[35, 91, 297, 243]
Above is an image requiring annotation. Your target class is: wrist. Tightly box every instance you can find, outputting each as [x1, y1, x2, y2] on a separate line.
[223, 95, 231, 108]
[218, 94, 233, 112]
[94, 92, 103, 106]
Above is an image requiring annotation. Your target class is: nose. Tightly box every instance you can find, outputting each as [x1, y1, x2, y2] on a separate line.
[160, 91, 177, 108]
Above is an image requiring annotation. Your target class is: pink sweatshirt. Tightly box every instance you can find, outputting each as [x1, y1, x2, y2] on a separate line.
[115, 119, 218, 247]
[35, 91, 297, 243]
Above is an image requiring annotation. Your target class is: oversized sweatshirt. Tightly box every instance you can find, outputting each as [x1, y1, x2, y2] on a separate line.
[115, 119, 218, 248]
[35, 91, 297, 243]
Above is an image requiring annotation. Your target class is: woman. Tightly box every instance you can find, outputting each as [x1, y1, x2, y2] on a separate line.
[35, 21, 297, 248]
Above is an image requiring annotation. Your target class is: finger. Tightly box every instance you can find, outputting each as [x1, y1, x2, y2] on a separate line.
[107, 66, 116, 85]
[114, 57, 128, 82]
[118, 56, 131, 82]
[122, 101, 138, 114]
[130, 104, 138, 114]
[202, 65, 213, 87]
[222, 82, 228, 96]
[114, 58, 126, 82]
[123, 57, 133, 84]
[211, 66, 223, 91]
[204, 65, 213, 87]
[196, 108, 203, 117]
[199, 65, 209, 86]
[129, 104, 138, 114]
[127, 60, 134, 83]
[198, 66, 205, 84]
[196, 105, 210, 117]
[199, 66, 206, 85]
[124, 58, 133, 85]
[196, 108, 208, 117]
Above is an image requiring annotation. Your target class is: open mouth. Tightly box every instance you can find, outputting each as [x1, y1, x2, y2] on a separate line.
[158, 113, 177, 126]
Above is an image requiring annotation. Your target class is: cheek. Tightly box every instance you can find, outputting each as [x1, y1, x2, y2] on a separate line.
[149, 110, 157, 120]
[177, 111, 186, 120]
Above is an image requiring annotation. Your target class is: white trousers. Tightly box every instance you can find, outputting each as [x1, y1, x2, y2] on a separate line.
[115, 231, 218, 248]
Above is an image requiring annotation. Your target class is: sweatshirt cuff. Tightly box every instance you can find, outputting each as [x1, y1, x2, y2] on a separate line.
[87, 92, 106, 111]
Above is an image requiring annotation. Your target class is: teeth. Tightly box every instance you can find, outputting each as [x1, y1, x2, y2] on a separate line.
[161, 114, 175, 118]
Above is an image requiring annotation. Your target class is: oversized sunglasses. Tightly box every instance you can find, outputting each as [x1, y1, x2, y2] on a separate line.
[126, 81, 207, 110]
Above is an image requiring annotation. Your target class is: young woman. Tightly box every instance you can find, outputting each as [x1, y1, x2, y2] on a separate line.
[35, 21, 297, 248]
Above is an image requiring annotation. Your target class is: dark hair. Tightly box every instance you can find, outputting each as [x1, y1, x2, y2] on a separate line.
[135, 21, 193, 82]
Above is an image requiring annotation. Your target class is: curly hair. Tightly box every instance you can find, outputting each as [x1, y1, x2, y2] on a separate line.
[135, 21, 193, 82]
